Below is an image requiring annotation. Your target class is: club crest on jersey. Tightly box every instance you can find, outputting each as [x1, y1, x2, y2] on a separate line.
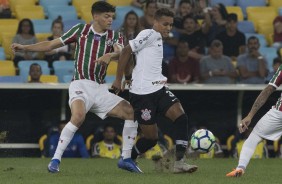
[141, 109, 151, 121]
[106, 39, 114, 46]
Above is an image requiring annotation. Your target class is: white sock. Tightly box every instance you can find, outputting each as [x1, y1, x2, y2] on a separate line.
[121, 120, 138, 159]
[52, 122, 78, 161]
[237, 131, 262, 170]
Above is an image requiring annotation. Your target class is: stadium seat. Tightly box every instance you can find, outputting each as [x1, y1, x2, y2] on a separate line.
[246, 7, 277, 31]
[0, 61, 16, 76]
[1, 33, 15, 60]
[62, 75, 73, 83]
[9, 0, 36, 17]
[112, 6, 144, 31]
[0, 47, 5, 60]
[237, 21, 255, 34]
[47, 5, 77, 21]
[0, 19, 18, 46]
[29, 75, 58, 83]
[245, 33, 268, 47]
[257, 22, 274, 46]
[268, 0, 282, 12]
[39, 0, 69, 16]
[18, 60, 50, 82]
[72, 0, 98, 17]
[279, 8, 282, 16]
[32, 20, 53, 34]
[107, 61, 117, 76]
[36, 33, 52, 42]
[164, 135, 174, 150]
[107, 0, 133, 6]
[63, 19, 85, 33]
[80, 6, 93, 24]
[0, 76, 24, 83]
[210, 0, 235, 6]
[52, 61, 74, 83]
[259, 47, 278, 72]
[237, 0, 266, 18]
[86, 134, 94, 151]
[104, 75, 115, 83]
[15, 5, 45, 20]
[226, 6, 244, 22]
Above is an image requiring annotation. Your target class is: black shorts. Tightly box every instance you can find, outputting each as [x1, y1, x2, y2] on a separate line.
[129, 87, 179, 125]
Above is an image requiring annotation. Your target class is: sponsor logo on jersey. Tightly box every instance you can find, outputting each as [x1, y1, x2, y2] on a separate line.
[141, 109, 151, 121]
[75, 91, 83, 95]
[152, 80, 167, 85]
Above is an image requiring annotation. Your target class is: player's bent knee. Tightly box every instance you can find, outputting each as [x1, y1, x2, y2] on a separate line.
[71, 112, 85, 127]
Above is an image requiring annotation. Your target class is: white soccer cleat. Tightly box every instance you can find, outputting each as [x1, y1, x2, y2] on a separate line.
[173, 160, 198, 174]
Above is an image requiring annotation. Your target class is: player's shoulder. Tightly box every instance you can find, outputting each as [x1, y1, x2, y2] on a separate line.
[138, 29, 158, 37]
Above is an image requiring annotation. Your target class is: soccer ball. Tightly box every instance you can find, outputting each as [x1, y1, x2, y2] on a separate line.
[190, 129, 215, 153]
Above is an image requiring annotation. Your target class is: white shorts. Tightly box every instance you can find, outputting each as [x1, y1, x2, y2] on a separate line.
[68, 79, 124, 119]
[253, 108, 282, 141]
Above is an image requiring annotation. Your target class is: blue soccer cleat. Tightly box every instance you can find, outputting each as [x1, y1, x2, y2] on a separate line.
[117, 158, 143, 173]
[48, 159, 60, 173]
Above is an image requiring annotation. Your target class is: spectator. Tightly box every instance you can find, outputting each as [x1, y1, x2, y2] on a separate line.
[92, 124, 121, 159]
[28, 63, 42, 83]
[131, 0, 147, 9]
[12, 19, 38, 66]
[139, 0, 157, 30]
[0, 0, 11, 18]
[119, 10, 141, 46]
[179, 15, 207, 59]
[202, 3, 228, 46]
[237, 36, 268, 84]
[49, 121, 89, 158]
[265, 57, 282, 83]
[216, 13, 246, 60]
[132, 0, 177, 10]
[168, 41, 200, 84]
[200, 40, 237, 84]
[272, 16, 282, 50]
[174, 0, 194, 33]
[44, 16, 72, 67]
[190, 0, 210, 19]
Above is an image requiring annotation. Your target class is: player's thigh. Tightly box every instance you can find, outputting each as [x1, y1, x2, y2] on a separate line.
[139, 124, 158, 140]
[254, 108, 282, 141]
[157, 88, 184, 121]
[107, 100, 134, 120]
[129, 92, 157, 125]
[70, 99, 86, 126]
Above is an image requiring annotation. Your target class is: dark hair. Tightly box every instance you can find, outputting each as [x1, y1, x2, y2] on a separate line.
[17, 18, 35, 35]
[103, 123, 115, 133]
[215, 3, 228, 20]
[183, 14, 197, 24]
[273, 57, 282, 65]
[121, 10, 141, 38]
[247, 36, 259, 44]
[179, 0, 191, 6]
[29, 63, 42, 71]
[227, 13, 238, 22]
[91, 1, 115, 15]
[51, 16, 64, 30]
[145, 0, 156, 8]
[178, 40, 190, 48]
[154, 8, 174, 20]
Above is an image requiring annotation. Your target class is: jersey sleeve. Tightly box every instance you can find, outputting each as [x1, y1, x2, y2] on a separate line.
[129, 29, 155, 52]
[60, 23, 81, 45]
[269, 65, 282, 88]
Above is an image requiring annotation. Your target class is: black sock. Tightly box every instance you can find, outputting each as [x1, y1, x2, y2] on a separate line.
[175, 144, 187, 161]
[131, 138, 157, 160]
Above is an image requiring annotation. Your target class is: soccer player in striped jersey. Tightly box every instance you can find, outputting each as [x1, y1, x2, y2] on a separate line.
[227, 64, 282, 177]
[112, 8, 198, 173]
[12, 1, 139, 173]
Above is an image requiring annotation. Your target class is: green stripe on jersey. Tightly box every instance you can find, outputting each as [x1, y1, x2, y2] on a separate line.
[83, 32, 94, 79]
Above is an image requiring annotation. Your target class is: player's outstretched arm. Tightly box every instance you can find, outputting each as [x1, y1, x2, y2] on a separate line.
[240, 85, 276, 133]
[11, 38, 64, 53]
[112, 45, 132, 94]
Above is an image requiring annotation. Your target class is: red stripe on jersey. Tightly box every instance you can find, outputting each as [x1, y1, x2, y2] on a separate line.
[105, 30, 113, 53]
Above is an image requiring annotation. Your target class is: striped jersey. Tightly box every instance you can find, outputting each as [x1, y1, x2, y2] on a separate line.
[60, 23, 123, 83]
[269, 64, 282, 111]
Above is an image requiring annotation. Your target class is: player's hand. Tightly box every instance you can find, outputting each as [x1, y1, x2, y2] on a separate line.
[11, 43, 25, 53]
[112, 79, 122, 95]
[239, 116, 252, 133]
[97, 53, 111, 65]
[122, 79, 132, 91]
[113, 43, 123, 52]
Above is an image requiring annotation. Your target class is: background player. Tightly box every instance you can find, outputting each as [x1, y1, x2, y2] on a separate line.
[226, 64, 282, 177]
[11, 1, 138, 173]
[112, 8, 198, 173]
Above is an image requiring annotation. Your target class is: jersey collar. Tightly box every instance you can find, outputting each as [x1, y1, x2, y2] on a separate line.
[90, 25, 108, 36]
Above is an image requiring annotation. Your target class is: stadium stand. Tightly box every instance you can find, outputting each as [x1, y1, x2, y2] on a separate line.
[257, 21, 274, 46]
[0, 60, 16, 76]
[63, 19, 85, 33]
[28, 75, 58, 83]
[1, 32, 14, 60]
[62, 75, 73, 83]
[72, 0, 98, 17]
[268, 0, 282, 12]
[237, 0, 266, 18]
[18, 60, 50, 82]
[106, 61, 117, 76]
[245, 33, 268, 47]
[0, 47, 5, 60]
[226, 6, 244, 21]
[9, 0, 36, 17]
[259, 47, 279, 72]
[0, 76, 24, 83]
[210, 0, 235, 7]
[15, 5, 45, 20]
[107, 0, 133, 6]
[0, 19, 18, 46]
[32, 19, 53, 34]
[237, 21, 255, 34]
[46, 5, 77, 20]
[52, 61, 74, 83]
[39, 0, 69, 16]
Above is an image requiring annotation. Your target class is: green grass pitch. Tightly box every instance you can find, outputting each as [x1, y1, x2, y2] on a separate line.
[1, 158, 282, 184]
